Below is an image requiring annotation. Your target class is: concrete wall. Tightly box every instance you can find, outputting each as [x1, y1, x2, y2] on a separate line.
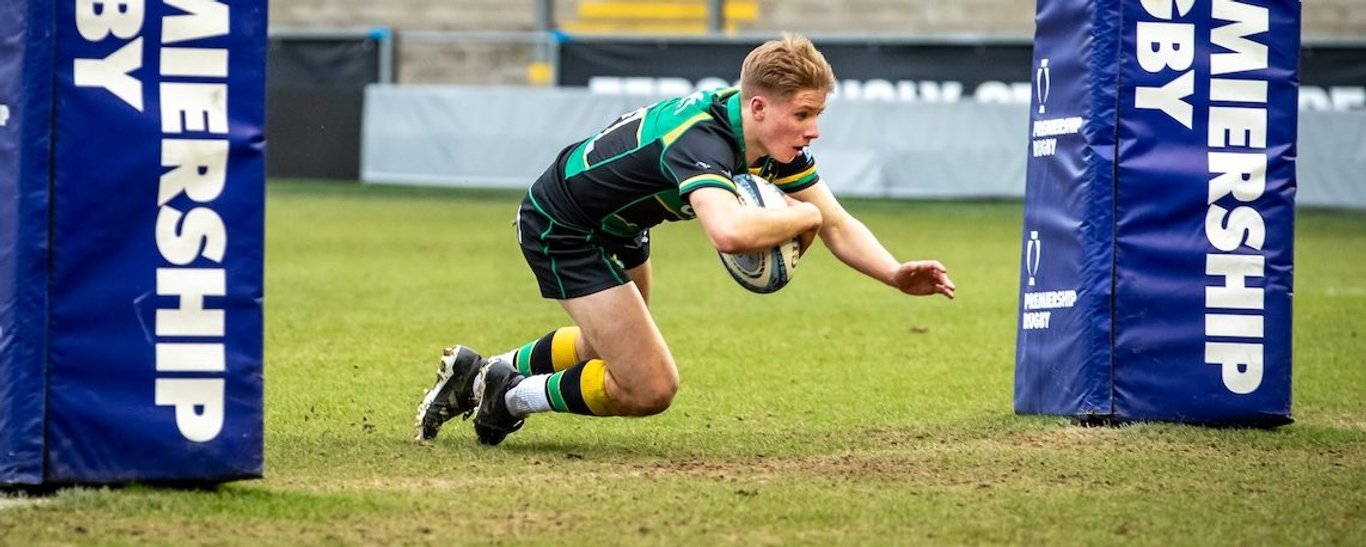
[271, 0, 1366, 37]
[753, 0, 1035, 35]
[272, 0, 540, 31]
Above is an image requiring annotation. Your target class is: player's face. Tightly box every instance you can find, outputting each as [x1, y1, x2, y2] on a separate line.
[757, 89, 827, 163]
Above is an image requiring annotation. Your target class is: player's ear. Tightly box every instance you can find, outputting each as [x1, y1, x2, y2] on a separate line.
[749, 94, 768, 121]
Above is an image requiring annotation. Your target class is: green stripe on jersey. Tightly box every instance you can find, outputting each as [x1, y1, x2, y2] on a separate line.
[661, 112, 712, 146]
[679, 174, 737, 194]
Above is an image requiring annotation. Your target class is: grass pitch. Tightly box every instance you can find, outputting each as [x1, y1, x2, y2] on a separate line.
[3, 179, 1364, 545]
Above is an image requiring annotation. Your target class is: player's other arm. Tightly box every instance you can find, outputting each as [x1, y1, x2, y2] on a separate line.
[789, 181, 956, 299]
[690, 187, 822, 254]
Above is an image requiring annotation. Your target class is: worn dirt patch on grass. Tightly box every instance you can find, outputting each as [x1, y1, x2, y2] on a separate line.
[276, 447, 1030, 495]
[269, 422, 1366, 505]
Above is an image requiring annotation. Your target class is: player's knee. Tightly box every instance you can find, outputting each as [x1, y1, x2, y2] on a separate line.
[634, 380, 678, 416]
[618, 371, 678, 416]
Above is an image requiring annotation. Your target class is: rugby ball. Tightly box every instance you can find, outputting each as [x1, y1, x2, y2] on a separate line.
[717, 174, 801, 294]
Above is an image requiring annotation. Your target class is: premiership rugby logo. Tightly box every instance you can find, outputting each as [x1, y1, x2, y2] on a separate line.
[1036, 58, 1051, 114]
[1025, 230, 1041, 287]
[74, 0, 235, 442]
[1133, 0, 1273, 395]
[1019, 229, 1076, 332]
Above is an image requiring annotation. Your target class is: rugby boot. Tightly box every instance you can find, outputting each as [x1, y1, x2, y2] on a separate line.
[473, 358, 525, 446]
[414, 345, 485, 441]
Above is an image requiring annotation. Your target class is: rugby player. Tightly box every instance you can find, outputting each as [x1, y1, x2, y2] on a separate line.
[415, 34, 956, 445]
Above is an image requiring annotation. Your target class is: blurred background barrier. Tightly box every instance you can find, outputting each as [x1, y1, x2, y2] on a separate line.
[361, 85, 1366, 208]
[264, 0, 1366, 208]
[268, 28, 393, 180]
[360, 85, 1029, 198]
[1299, 110, 1366, 209]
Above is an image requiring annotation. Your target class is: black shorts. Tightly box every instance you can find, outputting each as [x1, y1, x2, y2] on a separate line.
[516, 197, 650, 300]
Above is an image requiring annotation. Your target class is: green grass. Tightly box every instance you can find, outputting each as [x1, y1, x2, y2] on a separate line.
[3, 179, 1364, 545]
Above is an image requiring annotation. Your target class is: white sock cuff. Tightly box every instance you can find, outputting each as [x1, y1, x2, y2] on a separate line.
[492, 350, 517, 366]
[505, 374, 552, 418]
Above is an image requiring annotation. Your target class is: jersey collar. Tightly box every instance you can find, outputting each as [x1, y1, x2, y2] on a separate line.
[724, 90, 750, 166]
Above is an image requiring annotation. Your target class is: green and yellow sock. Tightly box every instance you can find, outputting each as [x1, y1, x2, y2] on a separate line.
[546, 359, 619, 416]
[501, 326, 581, 377]
[506, 359, 621, 417]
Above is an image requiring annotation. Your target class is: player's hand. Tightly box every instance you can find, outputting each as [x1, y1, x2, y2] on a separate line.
[891, 260, 955, 299]
[796, 225, 819, 256]
[782, 195, 820, 256]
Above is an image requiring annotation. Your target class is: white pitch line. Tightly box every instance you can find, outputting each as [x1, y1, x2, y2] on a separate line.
[0, 497, 48, 511]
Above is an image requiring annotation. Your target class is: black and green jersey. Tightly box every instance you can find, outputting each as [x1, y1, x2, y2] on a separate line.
[527, 87, 822, 239]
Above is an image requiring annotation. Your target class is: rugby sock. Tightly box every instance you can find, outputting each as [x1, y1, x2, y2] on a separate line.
[505, 359, 620, 417]
[498, 327, 583, 377]
[505, 375, 552, 417]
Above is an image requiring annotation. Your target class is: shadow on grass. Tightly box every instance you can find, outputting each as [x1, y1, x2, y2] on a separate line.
[2, 480, 221, 499]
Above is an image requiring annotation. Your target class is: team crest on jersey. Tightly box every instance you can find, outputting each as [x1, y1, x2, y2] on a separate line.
[675, 90, 706, 113]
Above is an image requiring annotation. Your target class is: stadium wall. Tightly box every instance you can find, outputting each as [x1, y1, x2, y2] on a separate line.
[361, 86, 1366, 209]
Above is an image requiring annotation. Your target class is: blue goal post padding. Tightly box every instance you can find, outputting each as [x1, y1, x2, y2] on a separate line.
[2, 0, 266, 485]
[0, 0, 54, 485]
[1015, 0, 1296, 426]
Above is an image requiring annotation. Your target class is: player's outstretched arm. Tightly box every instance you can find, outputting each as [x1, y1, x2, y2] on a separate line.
[789, 181, 956, 299]
[690, 187, 822, 254]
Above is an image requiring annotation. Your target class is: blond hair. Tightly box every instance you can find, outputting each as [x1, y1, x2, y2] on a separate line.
[740, 33, 837, 99]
